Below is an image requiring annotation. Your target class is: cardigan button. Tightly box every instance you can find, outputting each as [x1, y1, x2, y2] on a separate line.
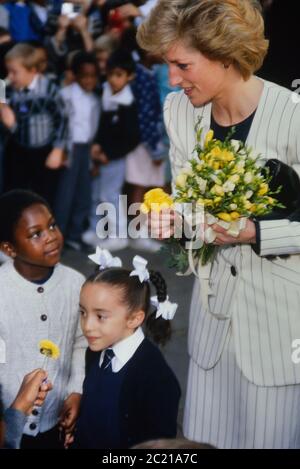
[29, 423, 37, 430]
[230, 265, 237, 277]
[37, 287, 44, 293]
[40, 314, 47, 321]
[32, 409, 39, 416]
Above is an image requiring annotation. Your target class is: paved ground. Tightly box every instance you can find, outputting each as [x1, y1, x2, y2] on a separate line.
[62, 242, 193, 433]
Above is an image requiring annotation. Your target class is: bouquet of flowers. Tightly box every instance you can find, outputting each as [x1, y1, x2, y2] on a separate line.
[141, 122, 283, 273]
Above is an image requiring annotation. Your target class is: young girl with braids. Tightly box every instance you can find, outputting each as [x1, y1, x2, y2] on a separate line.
[70, 252, 181, 449]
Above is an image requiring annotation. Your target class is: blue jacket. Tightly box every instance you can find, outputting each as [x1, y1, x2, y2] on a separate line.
[84, 338, 181, 448]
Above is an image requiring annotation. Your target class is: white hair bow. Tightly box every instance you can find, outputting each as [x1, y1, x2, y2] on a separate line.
[129, 255, 150, 283]
[88, 247, 122, 270]
[151, 296, 178, 321]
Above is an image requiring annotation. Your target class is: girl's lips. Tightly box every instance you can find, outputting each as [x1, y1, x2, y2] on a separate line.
[86, 336, 99, 343]
[45, 246, 60, 257]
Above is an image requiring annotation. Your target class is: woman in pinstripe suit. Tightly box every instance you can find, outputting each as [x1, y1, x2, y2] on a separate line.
[137, 0, 300, 448]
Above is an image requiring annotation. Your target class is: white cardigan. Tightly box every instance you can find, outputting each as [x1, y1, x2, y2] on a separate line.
[164, 79, 300, 387]
[0, 261, 86, 436]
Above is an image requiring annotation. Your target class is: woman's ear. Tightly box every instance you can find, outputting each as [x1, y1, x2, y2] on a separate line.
[0, 241, 16, 258]
[127, 310, 145, 330]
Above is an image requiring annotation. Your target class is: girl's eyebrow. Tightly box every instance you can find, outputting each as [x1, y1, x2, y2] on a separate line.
[27, 215, 55, 231]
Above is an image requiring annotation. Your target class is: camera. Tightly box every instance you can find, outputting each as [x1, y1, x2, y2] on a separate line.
[61, 2, 80, 19]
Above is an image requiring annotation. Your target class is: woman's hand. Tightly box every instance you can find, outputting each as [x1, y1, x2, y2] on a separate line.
[211, 218, 256, 246]
[149, 208, 177, 240]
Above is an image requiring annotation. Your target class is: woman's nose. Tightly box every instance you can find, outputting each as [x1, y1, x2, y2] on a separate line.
[169, 66, 182, 87]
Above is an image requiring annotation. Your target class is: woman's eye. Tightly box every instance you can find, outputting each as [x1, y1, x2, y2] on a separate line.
[49, 222, 57, 230]
[177, 63, 188, 70]
[80, 310, 86, 317]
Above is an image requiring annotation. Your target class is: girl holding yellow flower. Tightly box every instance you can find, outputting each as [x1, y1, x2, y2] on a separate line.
[137, 0, 300, 449]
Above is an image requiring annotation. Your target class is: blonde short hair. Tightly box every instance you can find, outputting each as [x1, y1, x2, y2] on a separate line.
[137, 0, 269, 79]
[94, 34, 118, 54]
[5, 43, 41, 70]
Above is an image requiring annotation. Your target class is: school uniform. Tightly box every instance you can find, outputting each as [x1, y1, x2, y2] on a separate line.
[74, 328, 181, 449]
[55, 82, 100, 242]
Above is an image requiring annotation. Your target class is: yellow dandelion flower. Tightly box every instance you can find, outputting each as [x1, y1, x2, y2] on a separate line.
[39, 340, 60, 360]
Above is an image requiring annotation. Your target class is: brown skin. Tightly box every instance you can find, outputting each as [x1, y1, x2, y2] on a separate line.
[0, 203, 63, 282]
[75, 63, 98, 93]
[0, 369, 53, 449]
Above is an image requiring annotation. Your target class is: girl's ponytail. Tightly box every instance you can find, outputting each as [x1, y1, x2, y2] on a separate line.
[145, 271, 172, 346]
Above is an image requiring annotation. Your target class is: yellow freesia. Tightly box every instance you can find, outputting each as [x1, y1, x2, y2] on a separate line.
[204, 129, 214, 147]
[230, 211, 240, 220]
[39, 340, 60, 360]
[217, 212, 232, 222]
[176, 173, 188, 188]
[257, 183, 269, 196]
[141, 188, 173, 213]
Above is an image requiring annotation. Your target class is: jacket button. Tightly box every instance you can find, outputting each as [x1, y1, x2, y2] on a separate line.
[37, 287, 44, 293]
[29, 423, 37, 430]
[231, 266, 237, 276]
[40, 314, 47, 321]
[32, 409, 39, 416]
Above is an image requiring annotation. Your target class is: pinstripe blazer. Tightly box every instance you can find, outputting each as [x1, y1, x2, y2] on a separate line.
[164, 79, 300, 387]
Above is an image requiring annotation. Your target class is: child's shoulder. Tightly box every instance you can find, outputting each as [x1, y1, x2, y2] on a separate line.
[55, 263, 85, 286]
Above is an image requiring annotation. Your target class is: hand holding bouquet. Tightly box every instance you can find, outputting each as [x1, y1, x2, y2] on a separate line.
[141, 122, 283, 272]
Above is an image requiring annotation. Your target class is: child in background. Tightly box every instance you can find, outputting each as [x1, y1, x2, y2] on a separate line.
[55, 51, 100, 251]
[94, 34, 118, 83]
[86, 49, 141, 251]
[0, 190, 86, 449]
[69, 251, 181, 449]
[1, 43, 67, 207]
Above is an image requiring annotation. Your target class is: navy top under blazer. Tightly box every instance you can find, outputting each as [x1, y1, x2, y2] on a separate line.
[74, 338, 181, 449]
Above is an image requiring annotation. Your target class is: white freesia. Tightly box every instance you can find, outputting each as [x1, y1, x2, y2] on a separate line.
[229, 203, 238, 210]
[210, 174, 222, 185]
[222, 180, 235, 192]
[230, 139, 240, 152]
[196, 176, 207, 193]
[245, 190, 253, 199]
[244, 172, 253, 184]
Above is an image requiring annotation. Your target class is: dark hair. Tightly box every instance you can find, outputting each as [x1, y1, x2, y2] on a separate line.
[71, 51, 98, 76]
[85, 267, 171, 346]
[0, 189, 51, 243]
[0, 27, 10, 38]
[106, 48, 136, 75]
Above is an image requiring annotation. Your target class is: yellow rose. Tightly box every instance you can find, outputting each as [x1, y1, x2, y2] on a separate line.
[142, 188, 173, 213]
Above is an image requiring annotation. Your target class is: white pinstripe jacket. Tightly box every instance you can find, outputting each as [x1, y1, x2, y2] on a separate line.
[164, 79, 300, 387]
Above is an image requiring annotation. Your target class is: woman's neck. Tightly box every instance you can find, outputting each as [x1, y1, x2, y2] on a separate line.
[212, 75, 264, 127]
